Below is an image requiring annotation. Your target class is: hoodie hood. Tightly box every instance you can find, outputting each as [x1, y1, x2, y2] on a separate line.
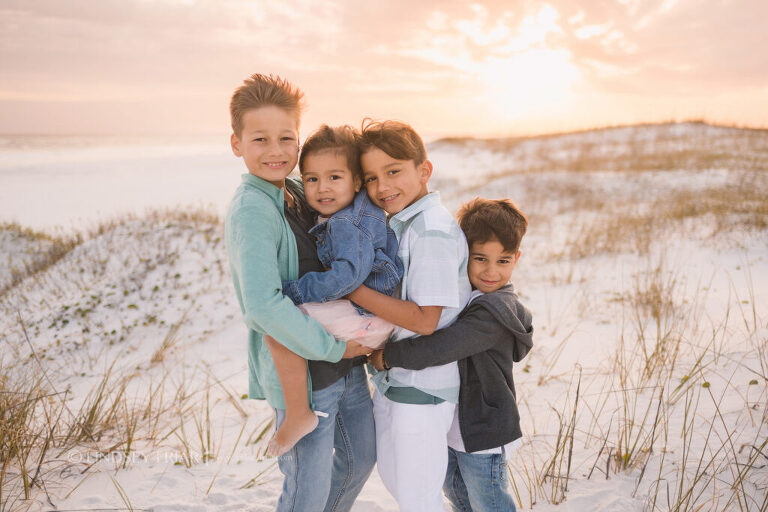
[471, 284, 533, 361]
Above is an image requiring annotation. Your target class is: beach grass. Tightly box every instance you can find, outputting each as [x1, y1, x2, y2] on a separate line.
[2, 122, 767, 510]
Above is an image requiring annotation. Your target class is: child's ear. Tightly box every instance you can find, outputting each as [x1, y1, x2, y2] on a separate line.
[230, 133, 242, 157]
[514, 250, 521, 264]
[419, 159, 433, 184]
[354, 175, 362, 193]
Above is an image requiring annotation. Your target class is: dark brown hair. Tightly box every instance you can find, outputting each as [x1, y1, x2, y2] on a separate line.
[358, 119, 427, 165]
[299, 125, 362, 179]
[458, 198, 528, 253]
[230, 73, 304, 136]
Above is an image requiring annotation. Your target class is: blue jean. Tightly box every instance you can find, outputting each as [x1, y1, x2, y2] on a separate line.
[274, 365, 376, 512]
[443, 447, 517, 512]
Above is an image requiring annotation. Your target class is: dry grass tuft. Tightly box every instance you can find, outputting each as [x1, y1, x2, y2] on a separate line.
[560, 172, 768, 260]
[433, 121, 768, 176]
[0, 372, 55, 509]
[1, 206, 221, 299]
[0, 226, 83, 297]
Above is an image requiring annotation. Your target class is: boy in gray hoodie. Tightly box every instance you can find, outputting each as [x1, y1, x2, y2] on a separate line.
[369, 197, 533, 512]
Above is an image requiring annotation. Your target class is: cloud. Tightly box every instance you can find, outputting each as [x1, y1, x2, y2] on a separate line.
[551, 0, 768, 93]
[0, 0, 766, 135]
[375, 0, 768, 97]
[0, 0, 348, 99]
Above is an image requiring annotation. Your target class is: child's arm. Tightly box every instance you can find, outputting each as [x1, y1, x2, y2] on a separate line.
[229, 201, 346, 362]
[348, 226, 464, 335]
[346, 285, 442, 335]
[370, 306, 498, 370]
[282, 218, 375, 305]
[374, 300, 533, 371]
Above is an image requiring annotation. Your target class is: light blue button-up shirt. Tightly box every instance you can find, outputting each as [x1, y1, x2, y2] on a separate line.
[371, 192, 471, 403]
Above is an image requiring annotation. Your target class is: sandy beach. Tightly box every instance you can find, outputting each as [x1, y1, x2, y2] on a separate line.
[2, 122, 767, 511]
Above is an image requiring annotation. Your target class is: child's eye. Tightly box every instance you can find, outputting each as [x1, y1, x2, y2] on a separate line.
[281, 137, 295, 142]
[253, 137, 266, 142]
[304, 177, 318, 183]
[330, 174, 342, 181]
[498, 259, 510, 265]
[388, 169, 400, 175]
[364, 176, 376, 184]
[473, 256, 486, 262]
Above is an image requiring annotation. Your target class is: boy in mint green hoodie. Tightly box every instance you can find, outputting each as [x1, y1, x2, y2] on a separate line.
[224, 73, 372, 512]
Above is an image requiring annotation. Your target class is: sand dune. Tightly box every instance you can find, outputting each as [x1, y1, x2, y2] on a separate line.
[2, 122, 766, 511]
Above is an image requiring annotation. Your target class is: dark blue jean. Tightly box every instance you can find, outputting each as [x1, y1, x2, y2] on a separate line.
[443, 447, 517, 512]
[274, 365, 376, 512]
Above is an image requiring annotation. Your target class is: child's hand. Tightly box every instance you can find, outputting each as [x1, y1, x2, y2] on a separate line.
[342, 340, 370, 359]
[368, 349, 388, 371]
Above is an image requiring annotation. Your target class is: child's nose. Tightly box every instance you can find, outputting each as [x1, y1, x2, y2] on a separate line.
[267, 139, 282, 154]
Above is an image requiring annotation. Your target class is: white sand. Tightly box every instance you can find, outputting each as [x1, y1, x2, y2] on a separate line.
[1, 122, 766, 511]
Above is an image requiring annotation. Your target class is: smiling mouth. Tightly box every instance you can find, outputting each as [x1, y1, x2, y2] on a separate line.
[316, 198, 335, 204]
[264, 161, 287, 169]
[379, 193, 399, 203]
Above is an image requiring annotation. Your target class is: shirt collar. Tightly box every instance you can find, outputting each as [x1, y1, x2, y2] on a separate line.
[240, 173, 285, 206]
[389, 192, 441, 231]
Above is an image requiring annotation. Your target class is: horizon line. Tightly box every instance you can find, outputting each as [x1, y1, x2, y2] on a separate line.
[1, 118, 767, 143]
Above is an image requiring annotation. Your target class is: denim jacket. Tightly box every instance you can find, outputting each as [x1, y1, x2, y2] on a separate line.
[283, 190, 404, 305]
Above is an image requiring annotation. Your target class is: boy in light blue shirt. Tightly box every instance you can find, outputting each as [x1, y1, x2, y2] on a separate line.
[348, 119, 472, 511]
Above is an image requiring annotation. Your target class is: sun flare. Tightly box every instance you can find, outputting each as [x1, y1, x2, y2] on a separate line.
[477, 48, 581, 118]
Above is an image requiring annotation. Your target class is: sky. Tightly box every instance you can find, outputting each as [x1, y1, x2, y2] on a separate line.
[1, 0, 767, 139]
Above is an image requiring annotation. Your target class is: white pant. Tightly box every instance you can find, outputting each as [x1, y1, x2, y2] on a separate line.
[373, 389, 456, 512]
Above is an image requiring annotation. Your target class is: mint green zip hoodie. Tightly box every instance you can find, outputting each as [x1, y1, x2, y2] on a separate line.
[225, 173, 346, 409]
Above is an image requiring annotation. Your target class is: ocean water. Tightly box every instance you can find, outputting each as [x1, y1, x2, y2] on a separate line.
[0, 134, 243, 231]
[0, 134, 475, 232]
[0, 133, 510, 231]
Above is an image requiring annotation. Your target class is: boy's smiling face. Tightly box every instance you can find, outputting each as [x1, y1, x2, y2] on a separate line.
[360, 148, 432, 215]
[467, 239, 520, 293]
[301, 150, 361, 217]
[230, 105, 299, 188]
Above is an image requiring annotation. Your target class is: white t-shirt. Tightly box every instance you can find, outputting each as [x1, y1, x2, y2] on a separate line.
[446, 409, 522, 458]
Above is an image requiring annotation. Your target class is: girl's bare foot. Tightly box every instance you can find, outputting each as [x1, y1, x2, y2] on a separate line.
[266, 411, 322, 457]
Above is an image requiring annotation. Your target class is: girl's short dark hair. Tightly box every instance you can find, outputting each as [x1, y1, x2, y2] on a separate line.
[458, 198, 528, 253]
[299, 125, 362, 179]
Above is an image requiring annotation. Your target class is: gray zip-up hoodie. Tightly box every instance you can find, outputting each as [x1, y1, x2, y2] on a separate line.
[383, 284, 533, 452]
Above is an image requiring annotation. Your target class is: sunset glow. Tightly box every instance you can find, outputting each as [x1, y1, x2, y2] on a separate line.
[1, 0, 766, 138]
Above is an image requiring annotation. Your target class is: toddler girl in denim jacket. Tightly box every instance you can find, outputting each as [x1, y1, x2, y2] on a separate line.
[265, 124, 403, 457]
[281, 187, 402, 347]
